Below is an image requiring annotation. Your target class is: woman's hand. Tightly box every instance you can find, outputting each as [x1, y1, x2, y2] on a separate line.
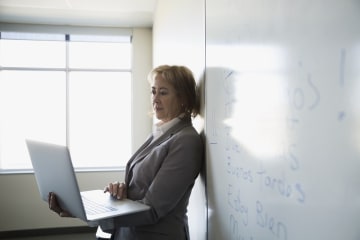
[104, 181, 127, 200]
[48, 192, 73, 217]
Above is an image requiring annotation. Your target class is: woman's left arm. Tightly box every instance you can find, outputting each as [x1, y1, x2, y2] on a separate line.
[144, 131, 203, 217]
[112, 128, 204, 226]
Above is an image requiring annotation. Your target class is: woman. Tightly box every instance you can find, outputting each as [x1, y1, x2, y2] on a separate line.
[49, 65, 204, 240]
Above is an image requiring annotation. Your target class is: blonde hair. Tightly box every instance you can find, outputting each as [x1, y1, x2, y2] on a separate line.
[148, 65, 200, 118]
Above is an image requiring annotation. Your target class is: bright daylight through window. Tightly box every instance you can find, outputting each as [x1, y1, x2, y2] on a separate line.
[0, 31, 132, 172]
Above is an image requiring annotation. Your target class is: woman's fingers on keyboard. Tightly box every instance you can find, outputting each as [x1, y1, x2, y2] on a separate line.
[104, 181, 126, 200]
[117, 182, 126, 200]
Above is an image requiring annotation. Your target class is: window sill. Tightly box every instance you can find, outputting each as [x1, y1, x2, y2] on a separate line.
[0, 167, 125, 175]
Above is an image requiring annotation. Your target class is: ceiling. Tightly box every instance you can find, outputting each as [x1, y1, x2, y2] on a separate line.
[0, 0, 158, 27]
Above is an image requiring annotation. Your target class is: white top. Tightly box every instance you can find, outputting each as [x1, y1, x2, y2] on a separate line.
[152, 116, 182, 142]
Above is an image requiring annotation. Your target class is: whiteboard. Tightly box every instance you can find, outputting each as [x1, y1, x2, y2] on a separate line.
[205, 0, 360, 239]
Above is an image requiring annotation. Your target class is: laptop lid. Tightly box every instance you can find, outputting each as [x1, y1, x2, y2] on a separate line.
[26, 139, 87, 221]
[26, 139, 150, 222]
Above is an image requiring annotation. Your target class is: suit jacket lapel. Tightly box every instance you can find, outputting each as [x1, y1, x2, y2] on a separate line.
[125, 117, 192, 182]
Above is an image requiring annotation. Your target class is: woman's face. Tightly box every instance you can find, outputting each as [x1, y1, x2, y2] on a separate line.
[151, 74, 181, 122]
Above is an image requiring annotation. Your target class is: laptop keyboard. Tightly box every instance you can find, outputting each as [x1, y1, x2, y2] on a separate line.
[82, 196, 118, 215]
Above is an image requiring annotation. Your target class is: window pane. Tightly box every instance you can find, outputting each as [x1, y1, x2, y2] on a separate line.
[69, 41, 131, 69]
[0, 71, 66, 170]
[70, 35, 130, 43]
[1, 32, 65, 41]
[69, 72, 132, 168]
[0, 40, 66, 68]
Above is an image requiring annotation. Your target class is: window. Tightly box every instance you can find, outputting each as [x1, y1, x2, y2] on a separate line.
[0, 31, 132, 172]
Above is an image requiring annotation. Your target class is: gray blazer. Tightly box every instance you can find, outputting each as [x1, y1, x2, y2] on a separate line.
[112, 116, 204, 240]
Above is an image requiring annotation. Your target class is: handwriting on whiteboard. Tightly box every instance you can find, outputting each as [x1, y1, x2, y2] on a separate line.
[207, 47, 350, 240]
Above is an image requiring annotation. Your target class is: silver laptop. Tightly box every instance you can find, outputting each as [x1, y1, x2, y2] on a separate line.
[26, 139, 150, 223]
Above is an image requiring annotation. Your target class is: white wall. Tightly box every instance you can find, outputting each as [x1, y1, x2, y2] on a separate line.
[0, 171, 122, 231]
[153, 0, 205, 80]
[0, 27, 153, 232]
[131, 28, 153, 150]
[153, 1, 206, 240]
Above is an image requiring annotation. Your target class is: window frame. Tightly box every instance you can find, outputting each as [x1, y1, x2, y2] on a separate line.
[0, 26, 133, 174]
